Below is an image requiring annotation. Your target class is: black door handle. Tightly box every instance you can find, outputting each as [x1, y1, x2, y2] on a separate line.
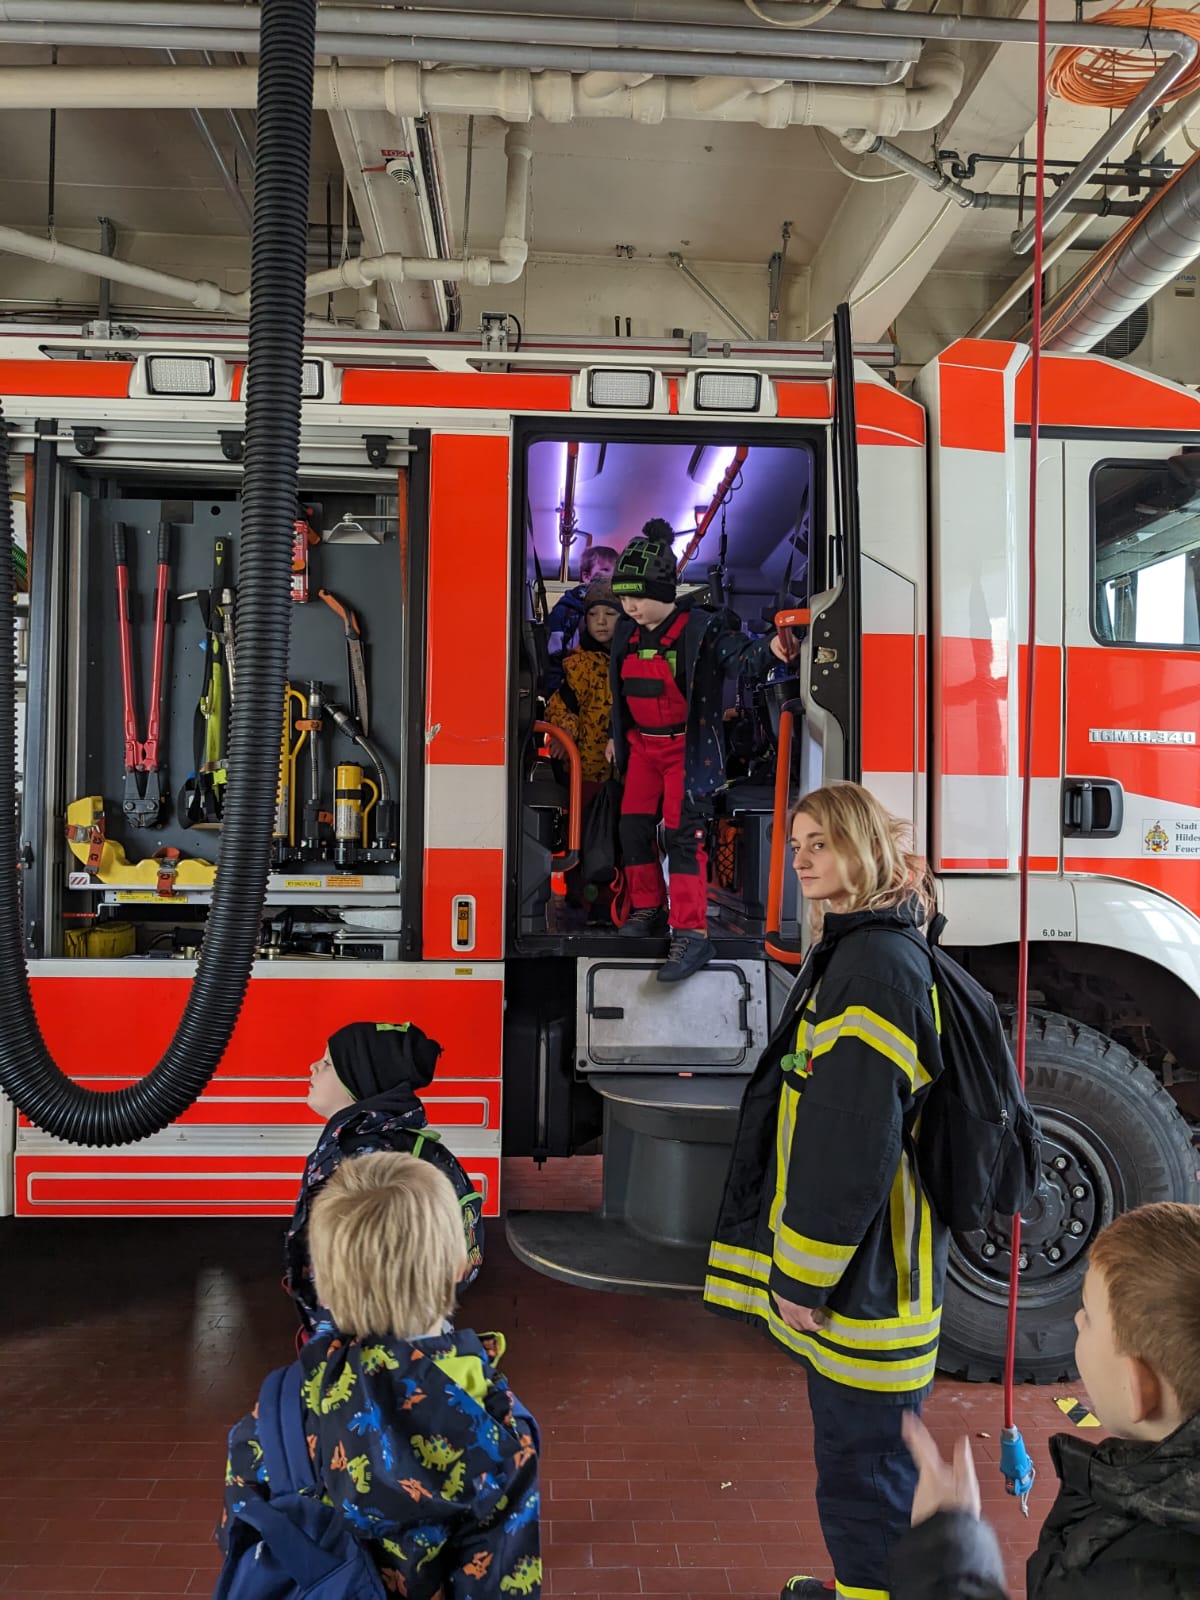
[1063, 778, 1124, 839]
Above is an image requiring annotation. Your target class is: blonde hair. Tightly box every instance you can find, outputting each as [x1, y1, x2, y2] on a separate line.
[308, 1152, 464, 1339]
[1088, 1202, 1200, 1417]
[788, 782, 933, 931]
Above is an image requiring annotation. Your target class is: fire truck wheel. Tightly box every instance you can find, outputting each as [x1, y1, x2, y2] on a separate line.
[937, 1009, 1200, 1386]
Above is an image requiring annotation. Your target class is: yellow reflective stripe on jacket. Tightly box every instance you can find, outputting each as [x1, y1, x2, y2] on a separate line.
[774, 1218, 856, 1288]
[836, 1584, 889, 1599]
[811, 1005, 933, 1091]
[769, 1078, 800, 1237]
[702, 1274, 938, 1394]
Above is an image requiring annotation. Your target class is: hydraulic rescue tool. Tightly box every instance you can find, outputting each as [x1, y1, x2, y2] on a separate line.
[178, 539, 233, 828]
[273, 683, 310, 863]
[298, 680, 327, 857]
[318, 588, 369, 734]
[327, 700, 397, 860]
[334, 763, 379, 866]
[114, 521, 171, 829]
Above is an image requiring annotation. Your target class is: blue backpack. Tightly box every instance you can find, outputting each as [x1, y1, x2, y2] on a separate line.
[213, 1363, 387, 1600]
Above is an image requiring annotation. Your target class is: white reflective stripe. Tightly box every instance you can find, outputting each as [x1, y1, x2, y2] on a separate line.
[707, 1240, 770, 1282]
[812, 1006, 931, 1090]
[424, 762, 506, 850]
[820, 1307, 941, 1349]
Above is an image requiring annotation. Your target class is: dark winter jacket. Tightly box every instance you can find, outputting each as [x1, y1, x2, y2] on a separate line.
[609, 598, 777, 800]
[284, 1086, 484, 1334]
[222, 1326, 541, 1599]
[705, 904, 948, 1401]
[544, 584, 588, 694]
[891, 1413, 1200, 1599]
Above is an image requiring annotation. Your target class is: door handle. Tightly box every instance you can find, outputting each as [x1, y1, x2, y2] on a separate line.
[1063, 778, 1124, 839]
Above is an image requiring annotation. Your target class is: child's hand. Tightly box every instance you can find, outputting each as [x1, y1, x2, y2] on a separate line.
[902, 1413, 982, 1526]
[769, 632, 797, 663]
[604, 738, 615, 764]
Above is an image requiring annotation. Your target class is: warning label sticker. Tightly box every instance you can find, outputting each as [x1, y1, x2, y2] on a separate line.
[1142, 819, 1200, 857]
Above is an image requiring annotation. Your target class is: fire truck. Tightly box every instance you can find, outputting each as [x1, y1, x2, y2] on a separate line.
[2, 320, 1198, 1384]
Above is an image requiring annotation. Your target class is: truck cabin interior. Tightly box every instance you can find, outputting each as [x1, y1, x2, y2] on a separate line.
[513, 430, 819, 949]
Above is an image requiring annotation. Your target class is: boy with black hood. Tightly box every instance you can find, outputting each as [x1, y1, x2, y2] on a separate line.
[284, 1019, 484, 1336]
[891, 1201, 1200, 1600]
[608, 518, 793, 982]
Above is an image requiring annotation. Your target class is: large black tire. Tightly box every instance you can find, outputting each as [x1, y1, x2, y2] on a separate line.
[938, 1010, 1199, 1384]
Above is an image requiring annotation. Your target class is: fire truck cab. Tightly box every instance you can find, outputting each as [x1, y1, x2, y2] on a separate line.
[3, 323, 1198, 1383]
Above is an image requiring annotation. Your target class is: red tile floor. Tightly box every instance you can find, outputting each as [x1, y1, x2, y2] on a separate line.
[0, 1157, 1082, 1598]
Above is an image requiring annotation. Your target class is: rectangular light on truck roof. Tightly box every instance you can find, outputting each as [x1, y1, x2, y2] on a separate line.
[586, 368, 655, 408]
[693, 371, 762, 412]
[144, 356, 216, 396]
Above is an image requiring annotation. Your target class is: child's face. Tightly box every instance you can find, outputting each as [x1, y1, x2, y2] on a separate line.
[586, 605, 619, 644]
[1074, 1264, 1157, 1438]
[622, 595, 675, 628]
[584, 556, 616, 584]
[307, 1045, 355, 1120]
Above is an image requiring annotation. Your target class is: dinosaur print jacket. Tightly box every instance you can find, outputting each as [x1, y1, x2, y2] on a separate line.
[222, 1326, 541, 1598]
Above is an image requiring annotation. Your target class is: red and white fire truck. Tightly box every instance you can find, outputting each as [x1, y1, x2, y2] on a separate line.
[2, 320, 1198, 1382]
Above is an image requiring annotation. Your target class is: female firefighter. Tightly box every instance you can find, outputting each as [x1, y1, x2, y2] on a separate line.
[704, 783, 948, 1600]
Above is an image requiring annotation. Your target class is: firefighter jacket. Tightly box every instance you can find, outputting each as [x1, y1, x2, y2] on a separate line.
[608, 598, 776, 800]
[222, 1326, 541, 1599]
[705, 903, 948, 1402]
[544, 635, 613, 784]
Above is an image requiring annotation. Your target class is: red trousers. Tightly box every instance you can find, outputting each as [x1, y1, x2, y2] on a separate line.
[618, 730, 710, 932]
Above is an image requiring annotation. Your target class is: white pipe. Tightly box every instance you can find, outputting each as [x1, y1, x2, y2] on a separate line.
[0, 49, 963, 133]
[298, 131, 532, 300]
[0, 224, 244, 313]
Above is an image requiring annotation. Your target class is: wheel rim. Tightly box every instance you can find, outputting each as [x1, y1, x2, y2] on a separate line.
[947, 1108, 1123, 1310]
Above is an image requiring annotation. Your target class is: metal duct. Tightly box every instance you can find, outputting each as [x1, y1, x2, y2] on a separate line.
[1025, 150, 1200, 352]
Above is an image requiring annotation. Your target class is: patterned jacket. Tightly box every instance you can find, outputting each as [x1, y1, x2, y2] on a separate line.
[222, 1327, 541, 1598]
[609, 598, 776, 800]
[285, 1087, 484, 1335]
[705, 904, 948, 1402]
[545, 636, 613, 784]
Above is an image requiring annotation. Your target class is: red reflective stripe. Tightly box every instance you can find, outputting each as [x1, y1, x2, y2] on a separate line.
[0, 359, 134, 397]
[937, 639, 1060, 776]
[341, 369, 572, 410]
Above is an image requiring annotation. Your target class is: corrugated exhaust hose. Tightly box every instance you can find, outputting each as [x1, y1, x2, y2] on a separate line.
[0, 0, 317, 1145]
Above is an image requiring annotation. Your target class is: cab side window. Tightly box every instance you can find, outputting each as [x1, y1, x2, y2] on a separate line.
[1093, 458, 1200, 648]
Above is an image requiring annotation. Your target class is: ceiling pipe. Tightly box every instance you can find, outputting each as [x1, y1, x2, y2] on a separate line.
[1023, 149, 1200, 351]
[0, 24, 909, 86]
[0, 2, 923, 63]
[848, 134, 1141, 215]
[0, 222, 245, 313]
[0, 50, 964, 132]
[968, 87, 1200, 339]
[296, 128, 532, 298]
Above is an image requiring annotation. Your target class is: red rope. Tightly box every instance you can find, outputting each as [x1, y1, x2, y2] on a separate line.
[1005, 0, 1049, 1432]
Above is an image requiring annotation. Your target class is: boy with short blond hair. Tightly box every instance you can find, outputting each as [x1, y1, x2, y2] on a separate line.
[222, 1153, 541, 1599]
[892, 1201, 1200, 1600]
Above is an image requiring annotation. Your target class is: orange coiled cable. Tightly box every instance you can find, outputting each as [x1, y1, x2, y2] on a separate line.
[1047, 6, 1200, 106]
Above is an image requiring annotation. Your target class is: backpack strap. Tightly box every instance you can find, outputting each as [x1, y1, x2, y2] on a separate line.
[255, 1362, 318, 1496]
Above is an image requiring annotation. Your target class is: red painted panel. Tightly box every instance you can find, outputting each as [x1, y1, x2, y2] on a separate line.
[341, 370, 572, 411]
[855, 383, 925, 447]
[0, 359, 134, 397]
[862, 633, 916, 773]
[1063, 856, 1200, 911]
[775, 380, 831, 420]
[1016, 356, 1200, 434]
[25, 973, 504, 1131]
[1065, 643, 1200, 779]
[425, 434, 510, 765]
[937, 340, 1018, 374]
[938, 639, 1060, 777]
[937, 367, 1006, 454]
[16, 1152, 501, 1218]
[423, 848, 505, 962]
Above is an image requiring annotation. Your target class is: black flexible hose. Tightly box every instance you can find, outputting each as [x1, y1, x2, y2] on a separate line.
[0, 0, 317, 1145]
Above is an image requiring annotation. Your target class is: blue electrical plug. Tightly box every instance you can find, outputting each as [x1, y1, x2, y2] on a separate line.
[1001, 1424, 1036, 1516]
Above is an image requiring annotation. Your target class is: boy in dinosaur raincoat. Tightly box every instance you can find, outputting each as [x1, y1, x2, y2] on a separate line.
[222, 1152, 540, 1599]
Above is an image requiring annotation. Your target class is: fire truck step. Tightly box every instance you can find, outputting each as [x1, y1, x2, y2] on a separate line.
[505, 1210, 708, 1297]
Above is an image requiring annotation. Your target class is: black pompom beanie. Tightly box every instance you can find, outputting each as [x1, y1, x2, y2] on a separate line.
[328, 1020, 442, 1101]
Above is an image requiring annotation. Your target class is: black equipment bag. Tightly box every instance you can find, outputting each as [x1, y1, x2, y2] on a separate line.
[580, 778, 622, 885]
[897, 915, 1043, 1231]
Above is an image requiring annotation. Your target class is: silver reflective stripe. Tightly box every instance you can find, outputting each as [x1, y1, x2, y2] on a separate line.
[773, 1229, 845, 1286]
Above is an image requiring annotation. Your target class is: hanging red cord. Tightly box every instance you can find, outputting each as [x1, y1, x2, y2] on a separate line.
[1002, 0, 1049, 1496]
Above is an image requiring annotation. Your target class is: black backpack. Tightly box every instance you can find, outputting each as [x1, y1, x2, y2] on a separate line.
[895, 915, 1043, 1232]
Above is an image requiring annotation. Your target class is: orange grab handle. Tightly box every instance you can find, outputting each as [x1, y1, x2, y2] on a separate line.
[534, 720, 583, 873]
[764, 699, 807, 967]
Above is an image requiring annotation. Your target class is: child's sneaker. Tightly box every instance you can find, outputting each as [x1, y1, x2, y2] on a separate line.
[618, 905, 669, 938]
[657, 929, 714, 982]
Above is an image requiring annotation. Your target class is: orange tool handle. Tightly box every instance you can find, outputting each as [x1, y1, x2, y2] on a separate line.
[318, 588, 360, 638]
[535, 720, 583, 874]
[764, 698, 807, 966]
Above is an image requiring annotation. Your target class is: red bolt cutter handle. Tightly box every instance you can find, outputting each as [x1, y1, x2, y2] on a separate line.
[142, 523, 171, 771]
[113, 525, 141, 771]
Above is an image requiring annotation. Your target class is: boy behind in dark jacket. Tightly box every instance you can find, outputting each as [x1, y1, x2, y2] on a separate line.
[892, 1201, 1200, 1600]
[223, 1152, 541, 1599]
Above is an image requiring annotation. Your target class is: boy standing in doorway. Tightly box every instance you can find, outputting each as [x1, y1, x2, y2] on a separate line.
[608, 519, 793, 982]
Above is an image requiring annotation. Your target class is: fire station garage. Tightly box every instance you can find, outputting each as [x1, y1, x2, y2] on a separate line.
[3, 4, 1200, 1598]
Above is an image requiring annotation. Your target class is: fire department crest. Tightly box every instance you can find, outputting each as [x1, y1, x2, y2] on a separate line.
[1144, 821, 1170, 855]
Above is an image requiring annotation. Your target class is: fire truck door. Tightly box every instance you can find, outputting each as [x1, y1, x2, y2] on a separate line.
[1062, 439, 1200, 914]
